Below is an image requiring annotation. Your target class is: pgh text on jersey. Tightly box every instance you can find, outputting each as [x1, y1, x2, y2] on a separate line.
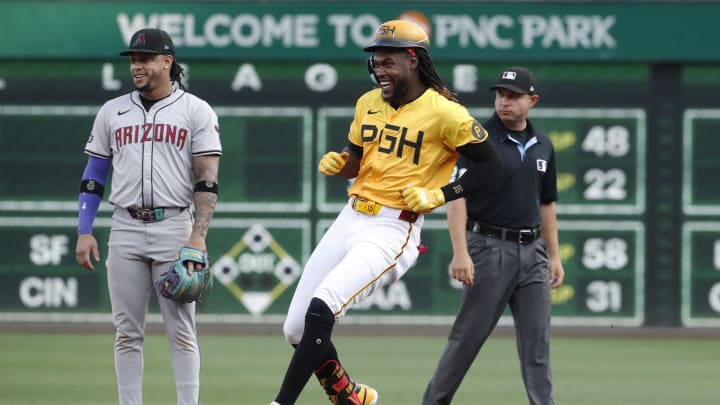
[361, 123, 423, 165]
[114, 123, 188, 150]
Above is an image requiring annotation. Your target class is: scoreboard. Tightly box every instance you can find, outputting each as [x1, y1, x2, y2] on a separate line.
[518, 108, 645, 216]
[552, 221, 643, 326]
[0, 57, 718, 328]
[682, 109, 720, 216]
[681, 110, 720, 327]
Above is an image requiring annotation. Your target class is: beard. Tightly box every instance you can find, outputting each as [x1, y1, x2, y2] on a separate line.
[134, 82, 153, 93]
[133, 73, 157, 94]
[385, 77, 410, 108]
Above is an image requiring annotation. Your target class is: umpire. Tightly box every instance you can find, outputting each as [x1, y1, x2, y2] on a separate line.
[422, 67, 564, 405]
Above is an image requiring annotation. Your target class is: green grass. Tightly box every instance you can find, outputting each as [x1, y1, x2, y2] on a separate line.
[0, 332, 718, 404]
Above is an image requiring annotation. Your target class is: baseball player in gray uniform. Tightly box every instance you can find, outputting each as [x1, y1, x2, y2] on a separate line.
[74, 28, 222, 405]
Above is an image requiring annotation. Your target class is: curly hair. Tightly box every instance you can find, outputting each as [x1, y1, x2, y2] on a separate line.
[169, 60, 185, 90]
[415, 48, 458, 103]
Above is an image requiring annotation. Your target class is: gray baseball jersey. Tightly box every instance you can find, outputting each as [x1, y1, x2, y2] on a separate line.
[85, 88, 222, 208]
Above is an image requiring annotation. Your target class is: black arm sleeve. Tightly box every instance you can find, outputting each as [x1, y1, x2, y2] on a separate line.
[440, 140, 503, 202]
[346, 142, 363, 159]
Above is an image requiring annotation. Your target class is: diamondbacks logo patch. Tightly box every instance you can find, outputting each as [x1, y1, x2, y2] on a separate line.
[132, 33, 146, 47]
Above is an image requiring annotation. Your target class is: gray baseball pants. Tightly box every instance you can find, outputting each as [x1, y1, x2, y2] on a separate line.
[107, 208, 200, 405]
[422, 232, 554, 405]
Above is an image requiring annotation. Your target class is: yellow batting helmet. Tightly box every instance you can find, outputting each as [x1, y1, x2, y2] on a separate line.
[363, 20, 430, 51]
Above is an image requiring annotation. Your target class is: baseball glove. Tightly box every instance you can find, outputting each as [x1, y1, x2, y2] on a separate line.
[157, 247, 213, 303]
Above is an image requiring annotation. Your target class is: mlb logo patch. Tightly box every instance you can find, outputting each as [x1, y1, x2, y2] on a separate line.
[502, 71, 517, 80]
[536, 159, 547, 172]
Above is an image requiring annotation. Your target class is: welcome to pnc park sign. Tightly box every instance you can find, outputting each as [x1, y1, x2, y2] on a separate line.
[0, 1, 719, 61]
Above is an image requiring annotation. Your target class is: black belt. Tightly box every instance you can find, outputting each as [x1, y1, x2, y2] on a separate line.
[126, 207, 187, 223]
[467, 221, 541, 244]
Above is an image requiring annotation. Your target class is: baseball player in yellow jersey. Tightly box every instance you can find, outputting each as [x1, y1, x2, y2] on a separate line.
[270, 20, 503, 405]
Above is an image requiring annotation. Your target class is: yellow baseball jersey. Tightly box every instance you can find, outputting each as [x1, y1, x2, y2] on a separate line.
[347, 87, 488, 209]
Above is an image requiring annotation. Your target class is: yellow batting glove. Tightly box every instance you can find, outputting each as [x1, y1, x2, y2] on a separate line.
[318, 151, 349, 176]
[402, 187, 446, 212]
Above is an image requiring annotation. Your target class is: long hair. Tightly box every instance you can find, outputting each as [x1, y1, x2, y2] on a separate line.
[416, 48, 458, 103]
[170, 59, 185, 90]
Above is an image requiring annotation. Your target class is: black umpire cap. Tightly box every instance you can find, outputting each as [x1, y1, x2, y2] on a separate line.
[489, 66, 537, 95]
[119, 28, 175, 56]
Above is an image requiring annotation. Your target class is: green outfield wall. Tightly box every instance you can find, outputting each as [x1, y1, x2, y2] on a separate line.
[1, 1, 719, 328]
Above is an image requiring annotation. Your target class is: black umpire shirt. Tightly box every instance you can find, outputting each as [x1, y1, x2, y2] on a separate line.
[455, 112, 558, 229]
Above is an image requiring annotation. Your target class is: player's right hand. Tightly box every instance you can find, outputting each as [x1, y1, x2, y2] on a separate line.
[318, 151, 349, 176]
[76, 233, 100, 272]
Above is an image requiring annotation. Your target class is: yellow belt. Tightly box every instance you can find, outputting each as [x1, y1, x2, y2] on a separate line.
[349, 196, 420, 223]
[350, 196, 382, 215]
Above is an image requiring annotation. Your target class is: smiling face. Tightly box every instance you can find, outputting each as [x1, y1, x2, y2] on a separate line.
[128, 52, 173, 99]
[370, 48, 419, 107]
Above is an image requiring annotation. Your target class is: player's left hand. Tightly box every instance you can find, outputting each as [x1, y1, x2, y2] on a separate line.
[402, 186, 445, 212]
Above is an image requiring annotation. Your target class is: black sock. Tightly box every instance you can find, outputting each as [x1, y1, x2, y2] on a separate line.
[275, 298, 335, 404]
[322, 342, 339, 367]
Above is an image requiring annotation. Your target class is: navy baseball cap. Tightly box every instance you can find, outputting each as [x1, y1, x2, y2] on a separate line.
[489, 67, 537, 95]
[119, 28, 175, 56]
